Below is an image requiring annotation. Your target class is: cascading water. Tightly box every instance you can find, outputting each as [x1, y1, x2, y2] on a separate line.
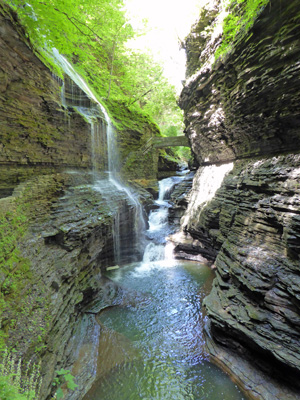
[143, 175, 186, 262]
[81, 174, 247, 400]
[51, 49, 246, 400]
[52, 49, 145, 265]
[105, 120, 146, 264]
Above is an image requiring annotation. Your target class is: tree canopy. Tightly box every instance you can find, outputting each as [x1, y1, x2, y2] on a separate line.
[5, 0, 184, 144]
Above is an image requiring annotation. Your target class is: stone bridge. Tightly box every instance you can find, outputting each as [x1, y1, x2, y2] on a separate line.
[142, 136, 190, 155]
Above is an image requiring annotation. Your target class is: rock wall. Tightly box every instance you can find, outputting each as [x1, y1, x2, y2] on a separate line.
[0, 172, 150, 399]
[0, 1, 161, 198]
[0, 2, 156, 399]
[180, 0, 300, 165]
[178, 0, 300, 398]
[0, 4, 93, 197]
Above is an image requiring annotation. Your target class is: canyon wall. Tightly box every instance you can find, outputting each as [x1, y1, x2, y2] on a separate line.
[0, 1, 161, 198]
[0, 2, 155, 398]
[0, 3, 90, 197]
[177, 0, 300, 398]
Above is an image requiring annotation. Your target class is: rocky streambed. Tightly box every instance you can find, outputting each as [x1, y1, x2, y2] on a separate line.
[1, 0, 300, 399]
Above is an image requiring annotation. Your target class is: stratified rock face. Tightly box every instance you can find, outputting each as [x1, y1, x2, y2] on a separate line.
[178, 156, 300, 398]
[178, 0, 300, 397]
[0, 2, 161, 198]
[201, 155, 300, 385]
[168, 171, 195, 226]
[0, 4, 94, 197]
[0, 3, 157, 399]
[179, 0, 300, 165]
[1, 172, 150, 399]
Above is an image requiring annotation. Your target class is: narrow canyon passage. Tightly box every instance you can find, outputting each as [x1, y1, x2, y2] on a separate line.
[81, 177, 246, 400]
[1, 1, 300, 400]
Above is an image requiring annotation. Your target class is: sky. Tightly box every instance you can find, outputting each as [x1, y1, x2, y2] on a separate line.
[125, 0, 207, 91]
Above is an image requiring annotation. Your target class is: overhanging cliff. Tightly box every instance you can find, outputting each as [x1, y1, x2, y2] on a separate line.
[179, 0, 300, 165]
[177, 1, 300, 398]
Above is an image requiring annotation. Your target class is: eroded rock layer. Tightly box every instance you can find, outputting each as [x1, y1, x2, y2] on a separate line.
[0, 3, 156, 399]
[1, 172, 149, 399]
[178, 0, 300, 398]
[197, 156, 300, 389]
[179, 0, 300, 165]
[0, 5, 93, 197]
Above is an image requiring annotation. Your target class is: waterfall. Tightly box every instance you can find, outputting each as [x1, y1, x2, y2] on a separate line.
[181, 163, 234, 230]
[143, 175, 186, 263]
[52, 49, 145, 265]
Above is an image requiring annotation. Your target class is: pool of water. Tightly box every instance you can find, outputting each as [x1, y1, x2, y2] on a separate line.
[83, 259, 247, 400]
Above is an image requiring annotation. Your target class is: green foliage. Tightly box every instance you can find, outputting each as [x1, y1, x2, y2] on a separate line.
[4, 0, 187, 162]
[0, 347, 41, 400]
[53, 368, 78, 400]
[4, 0, 134, 99]
[0, 377, 27, 400]
[105, 98, 159, 133]
[215, 0, 269, 60]
[0, 196, 31, 327]
[174, 146, 192, 164]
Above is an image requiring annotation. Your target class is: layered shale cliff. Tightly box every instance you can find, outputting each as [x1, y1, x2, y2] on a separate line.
[0, 2, 161, 198]
[177, 0, 300, 398]
[0, 2, 156, 399]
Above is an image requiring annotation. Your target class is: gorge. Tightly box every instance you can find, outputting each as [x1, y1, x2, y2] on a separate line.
[1, 0, 300, 400]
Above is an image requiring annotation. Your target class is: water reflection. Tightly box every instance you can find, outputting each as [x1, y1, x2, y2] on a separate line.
[83, 261, 246, 400]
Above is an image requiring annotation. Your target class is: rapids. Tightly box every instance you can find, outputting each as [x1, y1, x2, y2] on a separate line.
[82, 176, 247, 400]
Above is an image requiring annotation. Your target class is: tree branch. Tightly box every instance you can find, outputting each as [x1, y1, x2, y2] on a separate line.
[128, 88, 153, 106]
[39, 2, 103, 42]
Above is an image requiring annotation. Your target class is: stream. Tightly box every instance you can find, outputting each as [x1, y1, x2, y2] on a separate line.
[82, 176, 246, 400]
[51, 51, 245, 399]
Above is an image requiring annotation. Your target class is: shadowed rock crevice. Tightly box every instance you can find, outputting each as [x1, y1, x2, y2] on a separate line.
[179, 0, 300, 166]
[178, 0, 300, 398]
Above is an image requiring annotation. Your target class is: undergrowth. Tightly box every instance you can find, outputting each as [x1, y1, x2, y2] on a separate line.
[0, 194, 31, 349]
[215, 0, 269, 60]
[0, 347, 41, 400]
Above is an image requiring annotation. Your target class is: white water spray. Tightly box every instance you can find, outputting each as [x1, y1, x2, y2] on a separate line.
[143, 175, 185, 263]
[52, 49, 146, 264]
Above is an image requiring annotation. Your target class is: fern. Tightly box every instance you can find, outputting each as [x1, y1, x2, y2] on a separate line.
[0, 347, 41, 400]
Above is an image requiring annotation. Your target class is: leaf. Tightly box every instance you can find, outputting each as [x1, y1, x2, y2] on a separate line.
[56, 368, 70, 376]
[64, 373, 78, 390]
[56, 387, 64, 400]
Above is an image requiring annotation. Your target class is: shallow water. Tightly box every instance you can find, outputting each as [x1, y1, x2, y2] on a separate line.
[83, 260, 246, 400]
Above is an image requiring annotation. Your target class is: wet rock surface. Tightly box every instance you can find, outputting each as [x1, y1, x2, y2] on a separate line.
[0, 4, 93, 197]
[168, 171, 195, 226]
[200, 155, 300, 389]
[179, 0, 300, 398]
[178, 122, 300, 395]
[205, 333, 300, 400]
[1, 172, 150, 399]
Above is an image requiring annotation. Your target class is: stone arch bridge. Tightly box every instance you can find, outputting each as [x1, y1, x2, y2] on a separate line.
[141, 136, 190, 155]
